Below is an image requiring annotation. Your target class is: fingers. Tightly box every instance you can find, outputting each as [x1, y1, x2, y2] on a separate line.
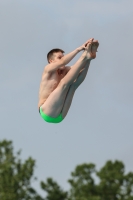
[86, 39, 99, 46]
[88, 38, 94, 43]
[85, 38, 94, 47]
[85, 38, 99, 52]
[89, 42, 93, 51]
[93, 40, 98, 42]
[86, 41, 93, 51]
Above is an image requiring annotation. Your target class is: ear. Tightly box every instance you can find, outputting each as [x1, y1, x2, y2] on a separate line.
[49, 59, 53, 63]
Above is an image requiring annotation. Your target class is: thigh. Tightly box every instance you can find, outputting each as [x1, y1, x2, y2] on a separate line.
[41, 84, 70, 118]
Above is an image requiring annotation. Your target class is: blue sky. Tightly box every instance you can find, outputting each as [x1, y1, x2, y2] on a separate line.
[0, 0, 133, 196]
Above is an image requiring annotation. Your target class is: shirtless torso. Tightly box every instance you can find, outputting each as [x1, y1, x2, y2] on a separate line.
[38, 67, 69, 109]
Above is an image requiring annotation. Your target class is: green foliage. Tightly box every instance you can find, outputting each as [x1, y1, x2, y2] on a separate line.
[97, 160, 133, 200]
[0, 140, 43, 200]
[0, 140, 133, 200]
[68, 163, 100, 200]
[41, 178, 68, 200]
[68, 161, 133, 200]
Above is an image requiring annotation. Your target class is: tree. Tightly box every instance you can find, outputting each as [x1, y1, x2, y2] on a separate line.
[0, 140, 43, 200]
[41, 178, 68, 200]
[1, 140, 133, 200]
[68, 163, 100, 200]
[97, 160, 133, 200]
[67, 161, 133, 200]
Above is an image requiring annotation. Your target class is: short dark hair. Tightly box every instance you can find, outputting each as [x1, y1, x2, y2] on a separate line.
[47, 48, 65, 63]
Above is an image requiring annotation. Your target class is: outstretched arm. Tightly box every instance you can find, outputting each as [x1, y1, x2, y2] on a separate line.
[45, 48, 80, 73]
[45, 38, 94, 73]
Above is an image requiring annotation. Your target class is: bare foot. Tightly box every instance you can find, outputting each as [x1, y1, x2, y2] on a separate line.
[85, 40, 99, 60]
[85, 42, 94, 60]
[91, 40, 99, 59]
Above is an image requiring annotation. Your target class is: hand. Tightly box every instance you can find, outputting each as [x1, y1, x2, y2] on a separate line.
[77, 38, 94, 52]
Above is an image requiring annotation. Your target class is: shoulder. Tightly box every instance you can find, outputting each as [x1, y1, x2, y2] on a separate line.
[44, 64, 55, 76]
[44, 64, 51, 73]
[41, 65, 53, 80]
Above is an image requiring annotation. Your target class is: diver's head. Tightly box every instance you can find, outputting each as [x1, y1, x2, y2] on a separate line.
[47, 48, 65, 64]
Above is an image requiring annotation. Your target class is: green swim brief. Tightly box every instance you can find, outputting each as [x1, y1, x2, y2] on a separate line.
[39, 107, 63, 123]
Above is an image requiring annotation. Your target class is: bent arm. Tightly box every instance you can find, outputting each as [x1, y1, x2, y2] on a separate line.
[45, 48, 80, 73]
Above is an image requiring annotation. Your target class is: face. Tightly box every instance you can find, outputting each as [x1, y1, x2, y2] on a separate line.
[49, 52, 65, 69]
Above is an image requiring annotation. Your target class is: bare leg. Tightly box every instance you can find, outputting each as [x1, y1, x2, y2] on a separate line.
[61, 40, 99, 118]
[68, 39, 99, 87]
[73, 60, 90, 89]
[61, 60, 90, 118]
[58, 51, 90, 87]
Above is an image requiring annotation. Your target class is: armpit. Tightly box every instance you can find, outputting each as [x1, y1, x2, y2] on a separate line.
[65, 66, 71, 74]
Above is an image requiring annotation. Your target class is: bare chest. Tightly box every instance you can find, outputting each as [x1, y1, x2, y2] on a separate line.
[46, 70, 63, 90]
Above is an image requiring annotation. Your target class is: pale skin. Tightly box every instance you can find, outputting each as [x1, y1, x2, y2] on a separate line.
[38, 38, 99, 119]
